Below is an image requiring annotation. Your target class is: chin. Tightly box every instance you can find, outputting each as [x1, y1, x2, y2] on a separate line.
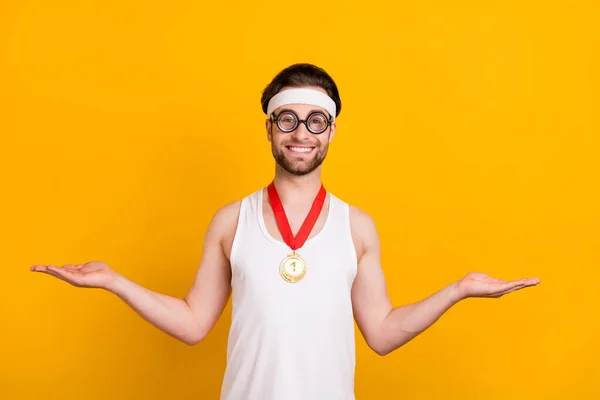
[282, 158, 325, 176]
[272, 146, 327, 176]
[288, 167, 314, 176]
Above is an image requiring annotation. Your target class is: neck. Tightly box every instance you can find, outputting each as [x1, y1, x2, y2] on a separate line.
[272, 165, 324, 206]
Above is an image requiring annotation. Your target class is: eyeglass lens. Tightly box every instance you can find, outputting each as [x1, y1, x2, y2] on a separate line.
[276, 111, 329, 134]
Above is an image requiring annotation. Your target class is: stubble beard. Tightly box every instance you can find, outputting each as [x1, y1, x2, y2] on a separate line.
[272, 142, 329, 176]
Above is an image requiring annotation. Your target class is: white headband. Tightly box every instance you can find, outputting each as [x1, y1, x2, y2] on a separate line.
[266, 88, 336, 120]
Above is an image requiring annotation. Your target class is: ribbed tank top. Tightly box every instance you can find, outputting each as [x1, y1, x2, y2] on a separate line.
[220, 187, 358, 400]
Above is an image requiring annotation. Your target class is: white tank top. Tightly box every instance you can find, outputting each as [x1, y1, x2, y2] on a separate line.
[220, 187, 358, 400]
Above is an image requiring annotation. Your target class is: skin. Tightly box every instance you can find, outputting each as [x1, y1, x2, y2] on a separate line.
[30, 84, 541, 354]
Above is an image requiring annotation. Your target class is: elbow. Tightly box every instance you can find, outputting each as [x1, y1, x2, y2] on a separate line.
[368, 326, 416, 356]
[375, 347, 391, 356]
[182, 328, 208, 346]
[183, 337, 199, 346]
[366, 337, 392, 357]
[183, 335, 203, 346]
[372, 344, 392, 357]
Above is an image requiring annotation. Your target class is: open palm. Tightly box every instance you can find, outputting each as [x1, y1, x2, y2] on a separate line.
[456, 272, 540, 299]
[30, 261, 117, 289]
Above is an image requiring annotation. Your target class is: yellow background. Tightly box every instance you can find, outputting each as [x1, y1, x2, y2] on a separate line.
[1, 1, 599, 399]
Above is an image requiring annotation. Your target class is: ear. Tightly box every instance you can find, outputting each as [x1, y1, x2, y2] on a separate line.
[328, 120, 337, 143]
[266, 118, 273, 142]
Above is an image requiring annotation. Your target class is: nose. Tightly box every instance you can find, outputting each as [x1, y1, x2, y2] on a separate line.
[291, 121, 312, 141]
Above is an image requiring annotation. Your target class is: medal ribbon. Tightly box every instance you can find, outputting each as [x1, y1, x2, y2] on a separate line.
[267, 181, 327, 251]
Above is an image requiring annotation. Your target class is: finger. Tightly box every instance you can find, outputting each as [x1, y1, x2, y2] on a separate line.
[507, 277, 540, 289]
[512, 277, 541, 285]
[36, 269, 69, 283]
[30, 264, 81, 272]
[31, 265, 56, 273]
[491, 284, 527, 297]
[47, 265, 76, 280]
[47, 266, 85, 286]
[490, 283, 537, 297]
[81, 263, 101, 273]
[495, 280, 526, 292]
[63, 264, 85, 272]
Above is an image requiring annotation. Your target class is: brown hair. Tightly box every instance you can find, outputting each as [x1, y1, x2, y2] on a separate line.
[260, 63, 342, 118]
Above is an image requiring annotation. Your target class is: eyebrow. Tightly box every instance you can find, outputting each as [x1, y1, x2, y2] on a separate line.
[279, 108, 329, 117]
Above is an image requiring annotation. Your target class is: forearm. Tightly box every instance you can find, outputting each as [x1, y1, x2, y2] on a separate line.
[377, 281, 462, 355]
[106, 275, 201, 345]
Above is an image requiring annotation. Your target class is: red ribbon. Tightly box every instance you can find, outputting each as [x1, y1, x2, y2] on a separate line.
[267, 181, 327, 251]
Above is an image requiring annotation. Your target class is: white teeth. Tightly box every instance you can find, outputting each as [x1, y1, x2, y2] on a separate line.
[289, 146, 313, 153]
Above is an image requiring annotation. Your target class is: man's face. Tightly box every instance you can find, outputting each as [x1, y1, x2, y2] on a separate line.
[266, 86, 336, 176]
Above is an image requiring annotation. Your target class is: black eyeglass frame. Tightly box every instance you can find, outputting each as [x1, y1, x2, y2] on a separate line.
[270, 109, 333, 134]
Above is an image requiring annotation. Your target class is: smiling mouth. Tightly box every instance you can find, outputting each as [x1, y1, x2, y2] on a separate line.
[286, 145, 316, 154]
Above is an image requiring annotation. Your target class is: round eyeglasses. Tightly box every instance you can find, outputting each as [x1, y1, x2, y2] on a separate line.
[271, 110, 333, 134]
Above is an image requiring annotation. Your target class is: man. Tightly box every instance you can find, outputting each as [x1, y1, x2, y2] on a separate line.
[30, 63, 540, 399]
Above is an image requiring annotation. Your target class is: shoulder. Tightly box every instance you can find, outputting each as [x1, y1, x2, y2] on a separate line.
[211, 199, 243, 235]
[330, 193, 373, 229]
[348, 205, 380, 260]
[348, 204, 374, 224]
[204, 198, 244, 261]
[214, 199, 243, 221]
[210, 187, 262, 238]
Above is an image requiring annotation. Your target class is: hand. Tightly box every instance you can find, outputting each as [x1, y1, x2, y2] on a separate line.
[454, 272, 540, 301]
[30, 261, 119, 290]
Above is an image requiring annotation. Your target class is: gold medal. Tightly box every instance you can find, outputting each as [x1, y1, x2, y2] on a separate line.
[279, 252, 307, 283]
[267, 181, 326, 284]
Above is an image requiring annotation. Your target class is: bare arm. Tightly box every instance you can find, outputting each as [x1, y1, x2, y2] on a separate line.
[349, 207, 540, 356]
[31, 200, 241, 346]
